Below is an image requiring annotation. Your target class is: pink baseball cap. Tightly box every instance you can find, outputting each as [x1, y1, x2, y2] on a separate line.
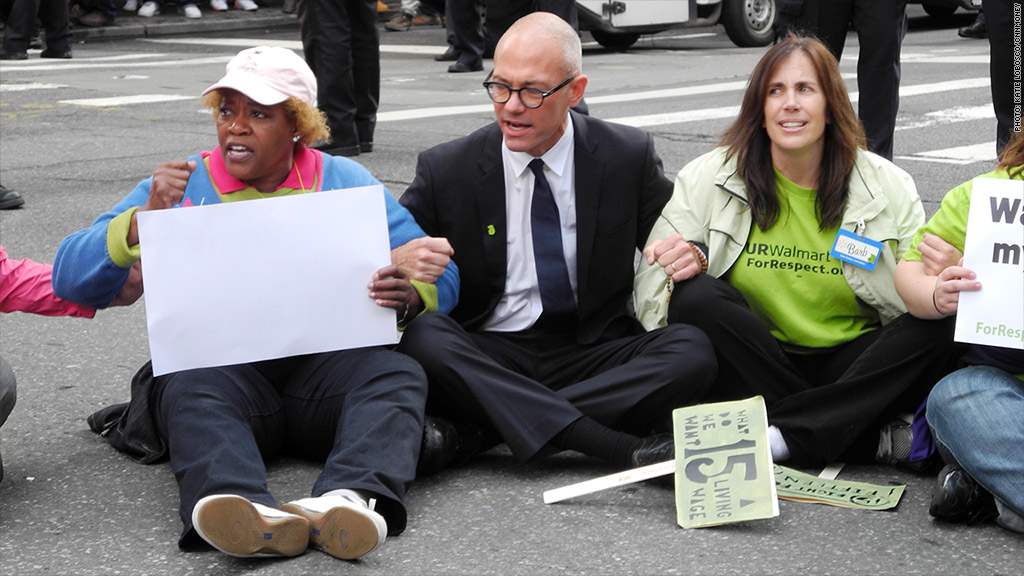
[202, 46, 317, 106]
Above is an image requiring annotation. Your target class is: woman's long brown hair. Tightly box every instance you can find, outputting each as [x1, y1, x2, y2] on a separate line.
[720, 33, 866, 231]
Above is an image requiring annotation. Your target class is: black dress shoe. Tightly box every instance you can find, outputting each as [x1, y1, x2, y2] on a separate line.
[0, 50, 28, 60]
[0, 185, 25, 210]
[417, 416, 483, 477]
[41, 49, 73, 59]
[631, 433, 674, 467]
[359, 141, 373, 154]
[448, 60, 483, 73]
[434, 46, 459, 62]
[929, 464, 998, 524]
[959, 13, 987, 39]
[314, 139, 360, 157]
[631, 433, 674, 486]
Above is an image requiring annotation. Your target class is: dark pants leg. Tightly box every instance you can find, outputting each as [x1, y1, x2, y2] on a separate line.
[38, 0, 71, 53]
[849, 0, 907, 160]
[300, 0, 379, 149]
[668, 274, 963, 467]
[152, 349, 426, 547]
[985, 0, 1018, 151]
[348, 0, 380, 145]
[805, 0, 906, 160]
[3, 0, 40, 54]
[398, 314, 715, 460]
[771, 313, 962, 465]
[285, 348, 425, 535]
[446, 0, 484, 67]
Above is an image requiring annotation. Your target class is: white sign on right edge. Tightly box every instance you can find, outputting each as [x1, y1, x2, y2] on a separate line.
[955, 178, 1024, 350]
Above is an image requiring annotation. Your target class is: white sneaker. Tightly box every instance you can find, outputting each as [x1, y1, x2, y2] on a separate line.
[180, 3, 201, 18]
[234, 0, 258, 10]
[137, 1, 160, 16]
[192, 494, 310, 558]
[122, 0, 138, 11]
[209, 0, 227, 10]
[281, 492, 387, 560]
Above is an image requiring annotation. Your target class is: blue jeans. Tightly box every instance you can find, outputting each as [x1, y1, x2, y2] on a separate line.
[151, 348, 427, 548]
[927, 366, 1024, 529]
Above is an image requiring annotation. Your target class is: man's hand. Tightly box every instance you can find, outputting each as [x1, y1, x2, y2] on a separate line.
[369, 265, 423, 324]
[918, 233, 963, 276]
[391, 237, 453, 284]
[128, 160, 196, 247]
[643, 233, 700, 282]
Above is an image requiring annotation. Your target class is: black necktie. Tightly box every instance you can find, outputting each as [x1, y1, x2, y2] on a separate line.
[529, 159, 576, 329]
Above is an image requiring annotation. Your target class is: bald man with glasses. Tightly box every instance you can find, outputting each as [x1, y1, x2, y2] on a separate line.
[396, 12, 716, 476]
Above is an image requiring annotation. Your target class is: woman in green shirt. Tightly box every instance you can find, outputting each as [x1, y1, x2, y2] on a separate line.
[633, 33, 962, 468]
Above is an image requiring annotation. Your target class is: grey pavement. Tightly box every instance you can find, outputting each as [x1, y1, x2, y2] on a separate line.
[2, 6, 1023, 576]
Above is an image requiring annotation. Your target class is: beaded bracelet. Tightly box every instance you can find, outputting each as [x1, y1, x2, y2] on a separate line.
[687, 241, 709, 275]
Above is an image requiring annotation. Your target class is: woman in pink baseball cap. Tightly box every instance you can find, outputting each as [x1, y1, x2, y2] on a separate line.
[52, 46, 458, 563]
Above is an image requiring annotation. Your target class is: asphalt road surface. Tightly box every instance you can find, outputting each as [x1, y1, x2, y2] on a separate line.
[1, 4, 1020, 575]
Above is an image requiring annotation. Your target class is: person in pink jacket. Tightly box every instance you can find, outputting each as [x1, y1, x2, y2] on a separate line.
[0, 245, 104, 483]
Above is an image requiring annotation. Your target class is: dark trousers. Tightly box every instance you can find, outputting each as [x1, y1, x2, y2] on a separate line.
[1, 0, 71, 54]
[150, 348, 426, 548]
[397, 314, 717, 461]
[445, 0, 484, 66]
[984, 0, 1017, 151]
[785, 0, 908, 160]
[299, 0, 380, 148]
[668, 274, 964, 467]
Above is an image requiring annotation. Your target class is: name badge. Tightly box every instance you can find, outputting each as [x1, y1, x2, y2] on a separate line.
[831, 228, 883, 271]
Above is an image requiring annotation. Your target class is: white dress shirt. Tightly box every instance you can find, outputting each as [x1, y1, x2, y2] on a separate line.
[482, 118, 578, 332]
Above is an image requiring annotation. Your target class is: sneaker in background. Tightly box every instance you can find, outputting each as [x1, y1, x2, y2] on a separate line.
[384, 11, 412, 31]
[122, 0, 138, 11]
[137, 1, 160, 17]
[234, 0, 258, 11]
[875, 418, 913, 465]
[180, 3, 201, 18]
[210, 0, 228, 10]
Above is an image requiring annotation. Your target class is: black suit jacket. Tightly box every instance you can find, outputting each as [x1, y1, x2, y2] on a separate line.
[400, 110, 673, 345]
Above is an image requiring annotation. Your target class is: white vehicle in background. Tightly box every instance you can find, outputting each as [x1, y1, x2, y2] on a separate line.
[577, 0, 777, 49]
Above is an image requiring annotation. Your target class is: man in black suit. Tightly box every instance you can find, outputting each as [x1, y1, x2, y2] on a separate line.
[397, 12, 716, 473]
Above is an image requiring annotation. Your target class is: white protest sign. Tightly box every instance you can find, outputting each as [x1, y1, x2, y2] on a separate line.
[137, 186, 397, 376]
[955, 178, 1024, 350]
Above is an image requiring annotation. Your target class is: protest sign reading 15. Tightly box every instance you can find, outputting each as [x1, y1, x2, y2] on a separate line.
[955, 178, 1024, 351]
[672, 397, 778, 529]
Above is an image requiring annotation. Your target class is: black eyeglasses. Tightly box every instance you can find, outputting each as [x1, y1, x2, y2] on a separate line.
[482, 73, 575, 109]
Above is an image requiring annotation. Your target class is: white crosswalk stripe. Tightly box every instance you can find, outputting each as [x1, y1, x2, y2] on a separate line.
[0, 41, 998, 165]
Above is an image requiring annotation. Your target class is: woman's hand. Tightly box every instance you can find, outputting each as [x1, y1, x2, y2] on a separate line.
[127, 160, 196, 247]
[368, 264, 423, 325]
[643, 233, 701, 282]
[932, 258, 981, 317]
[108, 261, 144, 307]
